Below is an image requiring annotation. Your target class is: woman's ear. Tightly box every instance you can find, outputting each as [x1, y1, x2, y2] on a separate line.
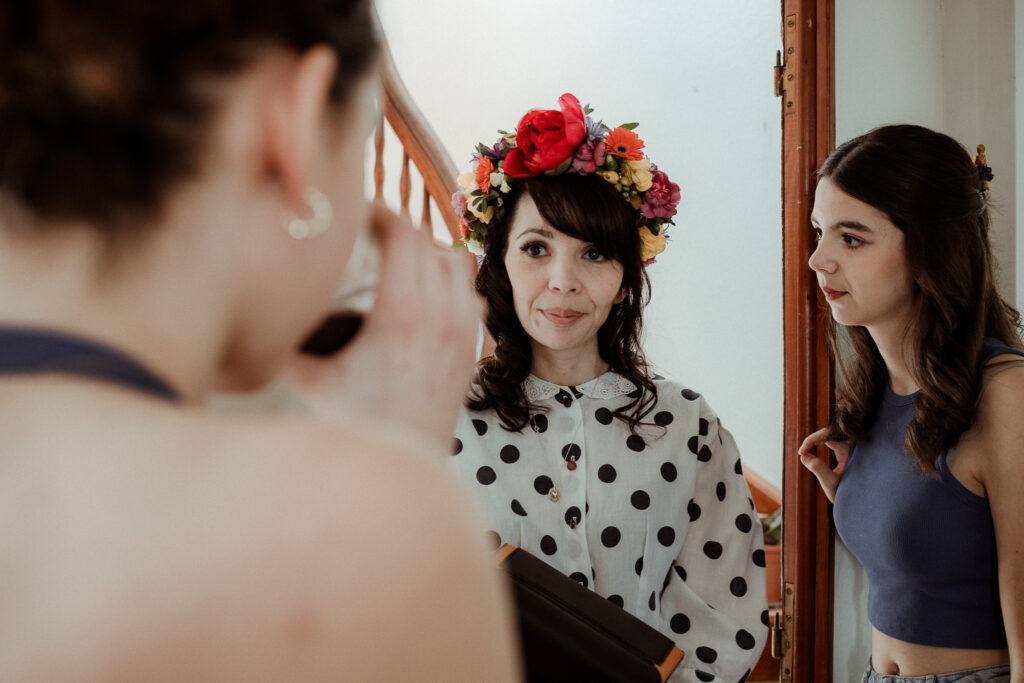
[614, 287, 628, 305]
[264, 46, 338, 209]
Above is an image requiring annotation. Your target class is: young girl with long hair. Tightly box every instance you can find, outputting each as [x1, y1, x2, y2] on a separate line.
[800, 124, 1024, 682]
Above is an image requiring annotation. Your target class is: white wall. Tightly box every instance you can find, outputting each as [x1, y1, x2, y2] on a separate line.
[376, 0, 784, 486]
[834, 1, 1019, 679]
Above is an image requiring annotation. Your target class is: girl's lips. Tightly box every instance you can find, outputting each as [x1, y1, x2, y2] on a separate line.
[822, 286, 847, 301]
[542, 309, 584, 325]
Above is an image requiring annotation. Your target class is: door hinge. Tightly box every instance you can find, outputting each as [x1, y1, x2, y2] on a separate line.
[778, 581, 794, 681]
[776, 14, 798, 115]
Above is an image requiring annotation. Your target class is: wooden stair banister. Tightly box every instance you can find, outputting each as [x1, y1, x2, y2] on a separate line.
[373, 16, 462, 243]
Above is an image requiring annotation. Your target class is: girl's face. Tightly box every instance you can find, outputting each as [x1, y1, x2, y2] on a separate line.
[808, 178, 915, 336]
[503, 193, 625, 366]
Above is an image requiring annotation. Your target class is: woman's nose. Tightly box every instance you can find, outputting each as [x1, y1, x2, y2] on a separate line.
[548, 257, 580, 293]
[807, 240, 834, 274]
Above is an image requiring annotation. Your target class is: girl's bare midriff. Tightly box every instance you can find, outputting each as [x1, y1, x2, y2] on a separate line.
[871, 627, 1009, 676]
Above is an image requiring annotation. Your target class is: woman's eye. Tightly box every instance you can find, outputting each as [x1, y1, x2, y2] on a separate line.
[584, 248, 607, 262]
[522, 242, 546, 257]
[841, 234, 864, 248]
[811, 227, 823, 242]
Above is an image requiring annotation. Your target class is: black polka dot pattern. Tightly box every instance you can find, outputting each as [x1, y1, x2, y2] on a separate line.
[530, 414, 548, 433]
[630, 490, 650, 510]
[500, 444, 520, 463]
[601, 526, 621, 548]
[476, 466, 496, 485]
[533, 476, 554, 495]
[452, 376, 767, 681]
[598, 464, 617, 483]
[670, 613, 691, 634]
[696, 646, 718, 663]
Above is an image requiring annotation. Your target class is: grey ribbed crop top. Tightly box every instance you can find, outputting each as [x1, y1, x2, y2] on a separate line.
[832, 337, 1024, 649]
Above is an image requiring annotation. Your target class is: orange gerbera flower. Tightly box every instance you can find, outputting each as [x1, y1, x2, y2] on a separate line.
[604, 127, 645, 160]
[475, 156, 494, 194]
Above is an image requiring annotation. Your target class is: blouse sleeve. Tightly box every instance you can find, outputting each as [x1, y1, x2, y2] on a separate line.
[660, 403, 769, 683]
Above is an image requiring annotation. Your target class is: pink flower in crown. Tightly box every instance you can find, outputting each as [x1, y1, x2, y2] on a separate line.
[503, 93, 586, 177]
[641, 170, 681, 219]
[570, 139, 607, 175]
[451, 190, 468, 217]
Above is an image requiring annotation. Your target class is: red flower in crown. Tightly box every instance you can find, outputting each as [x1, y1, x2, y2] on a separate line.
[503, 93, 586, 177]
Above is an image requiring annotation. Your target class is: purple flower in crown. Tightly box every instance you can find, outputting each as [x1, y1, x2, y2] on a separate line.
[482, 137, 512, 161]
[978, 163, 994, 183]
[570, 138, 607, 175]
[584, 115, 605, 141]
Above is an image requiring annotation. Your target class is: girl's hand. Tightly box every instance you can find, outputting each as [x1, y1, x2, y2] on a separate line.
[286, 204, 481, 449]
[798, 427, 850, 503]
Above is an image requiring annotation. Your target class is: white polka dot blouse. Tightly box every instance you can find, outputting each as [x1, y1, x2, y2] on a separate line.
[450, 372, 769, 683]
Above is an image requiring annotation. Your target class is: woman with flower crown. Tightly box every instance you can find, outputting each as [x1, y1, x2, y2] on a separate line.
[449, 93, 768, 683]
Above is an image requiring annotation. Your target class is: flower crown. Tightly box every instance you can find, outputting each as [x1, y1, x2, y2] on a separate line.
[451, 93, 680, 264]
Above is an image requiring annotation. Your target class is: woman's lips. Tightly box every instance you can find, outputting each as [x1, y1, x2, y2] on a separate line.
[542, 308, 584, 325]
[822, 286, 847, 301]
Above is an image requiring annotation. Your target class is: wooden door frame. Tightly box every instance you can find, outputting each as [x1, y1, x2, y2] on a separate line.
[780, 0, 835, 681]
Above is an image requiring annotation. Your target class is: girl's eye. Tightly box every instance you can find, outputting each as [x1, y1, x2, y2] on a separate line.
[522, 241, 547, 257]
[841, 233, 864, 248]
[584, 247, 607, 262]
[811, 227, 823, 242]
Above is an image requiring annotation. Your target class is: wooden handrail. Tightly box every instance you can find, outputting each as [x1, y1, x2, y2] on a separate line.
[373, 15, 461, 242]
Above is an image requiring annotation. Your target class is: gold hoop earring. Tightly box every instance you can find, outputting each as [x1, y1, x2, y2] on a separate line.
[287, 187, 334, 240]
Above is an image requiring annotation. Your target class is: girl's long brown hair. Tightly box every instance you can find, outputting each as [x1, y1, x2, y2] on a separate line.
[820, 125, 1022, 470]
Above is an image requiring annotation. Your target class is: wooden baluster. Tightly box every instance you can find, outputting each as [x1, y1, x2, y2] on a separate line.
[399, 151, 411, 216]
[373, 106, 385, 201]
[421, 187, 432, 232]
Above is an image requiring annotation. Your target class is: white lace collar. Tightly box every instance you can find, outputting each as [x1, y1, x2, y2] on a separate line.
[522, 371, 637, 401]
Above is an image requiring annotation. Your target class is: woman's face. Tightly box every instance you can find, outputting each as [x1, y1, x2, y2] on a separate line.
[503, 193, 625, 365]
[808, 178, 915, 336]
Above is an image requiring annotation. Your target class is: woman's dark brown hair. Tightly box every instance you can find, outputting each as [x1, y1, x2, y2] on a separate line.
[468, 172, 658, 433]
[0, 0, 377, 239]
[819, 124, 1023, 470]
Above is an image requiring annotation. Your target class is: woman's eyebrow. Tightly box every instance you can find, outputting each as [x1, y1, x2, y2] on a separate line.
[515, 227, 555, 239]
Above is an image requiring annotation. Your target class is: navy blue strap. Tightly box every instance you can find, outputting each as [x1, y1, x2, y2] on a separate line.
[0, 325, 177, 401]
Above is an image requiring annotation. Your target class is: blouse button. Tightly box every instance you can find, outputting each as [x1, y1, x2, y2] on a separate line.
[567, 461, 577, 471]
[549, 487, 560, 502]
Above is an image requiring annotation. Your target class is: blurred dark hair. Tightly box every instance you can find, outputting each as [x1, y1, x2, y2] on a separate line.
[468, 173, 657, 433]
[0, 0, 377, 238]
[819, 124, 1022, 470]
